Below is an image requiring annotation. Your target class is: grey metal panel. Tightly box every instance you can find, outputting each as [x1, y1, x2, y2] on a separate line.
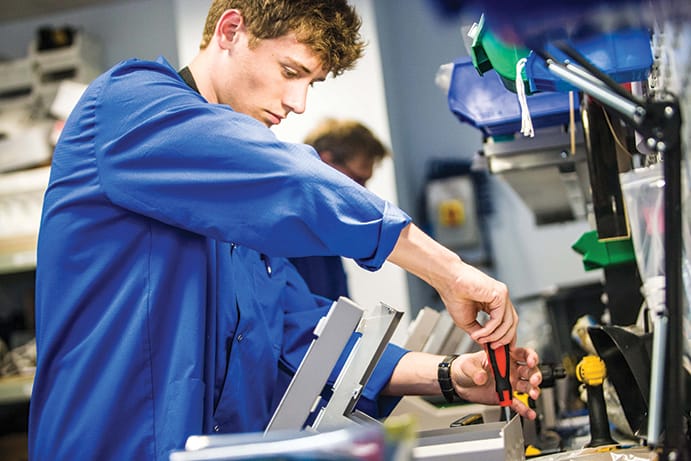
[481, 125, 590, 225]
[453, 331, 482, 356]
[265, 297, 364, 433]
[413, 415, 525, 461]
[422, 310, 455, 354]
[404, 306, 441, 351]
[311, 302, 403, 431]
[438, 326, 466, 356]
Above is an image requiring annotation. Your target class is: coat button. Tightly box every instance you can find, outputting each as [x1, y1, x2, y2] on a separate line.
[237, 334, 243, 342]
[213, 425, 220, 432]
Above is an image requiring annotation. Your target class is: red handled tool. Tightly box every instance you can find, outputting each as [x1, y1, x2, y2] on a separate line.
[486, 343, 512, 421]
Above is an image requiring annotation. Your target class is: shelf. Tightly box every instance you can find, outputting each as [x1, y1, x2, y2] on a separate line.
[0, 166, 50, 274]
[0, 373, 33, 405]
[0, 235, 38, 275]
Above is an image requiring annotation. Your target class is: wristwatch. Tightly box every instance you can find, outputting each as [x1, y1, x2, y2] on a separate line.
[438, 354, 460, 403]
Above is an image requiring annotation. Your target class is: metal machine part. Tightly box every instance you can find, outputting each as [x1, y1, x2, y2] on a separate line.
[403, 306, 441, 352]
[482, 124, 590, 225]
[388, 396, 501, 432]
[542, 41, 686, 459]
[265, 297, 364, 433]
[421, 310, 463, 355]
[267, 297, 403, 433]
[413, 414, 525, 461]
[587, 325, 652, 439]
[311, 302, 402, 431]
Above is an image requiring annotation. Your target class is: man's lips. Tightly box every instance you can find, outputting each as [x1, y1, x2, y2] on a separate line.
[266, 111, 284, 125]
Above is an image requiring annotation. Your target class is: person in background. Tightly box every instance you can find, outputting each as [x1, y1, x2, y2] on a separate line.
[289, 118, 388, 300]
[29, 2, 541, 461]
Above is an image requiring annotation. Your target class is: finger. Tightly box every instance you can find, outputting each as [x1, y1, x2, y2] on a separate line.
[513, 362, 542, 385]
[485, 305, 518, 348]
[488, 321, 516, 349]
[468, 283, 510, 342]
[516, 360, 542, 386]
[513, 371, 542, 400]
[471, 301, 511, 344]
[513, 362, 539, 382]
[521, 348, 539, 368]
[510, 347, 538, 368]
[469, 309, 502, 343]
[511, 398, 537, 420]
[461, 320, 484, 342]
[513, 377, 541, 400]
[527, 371, 543, 398]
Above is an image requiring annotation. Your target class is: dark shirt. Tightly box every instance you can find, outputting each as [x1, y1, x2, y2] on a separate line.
[289, 255, 350, 300]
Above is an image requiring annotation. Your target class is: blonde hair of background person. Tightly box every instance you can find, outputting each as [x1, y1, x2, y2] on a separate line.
[305, 117, 388, 186]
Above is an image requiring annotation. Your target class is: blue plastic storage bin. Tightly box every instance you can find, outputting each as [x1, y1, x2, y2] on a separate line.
[447, 56, 579, 137]
[435, 0, 665, 51]
[526, 28, 653, 93]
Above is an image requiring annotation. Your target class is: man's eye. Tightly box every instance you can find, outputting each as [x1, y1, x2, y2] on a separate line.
[283, 66, 298, 78]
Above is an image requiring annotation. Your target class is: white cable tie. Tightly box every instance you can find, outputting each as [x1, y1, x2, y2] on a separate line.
[515, 58, 534, 137]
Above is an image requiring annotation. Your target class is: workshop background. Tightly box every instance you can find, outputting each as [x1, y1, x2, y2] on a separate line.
[0, 0, 689, 460]
[0, 0, 599, 340]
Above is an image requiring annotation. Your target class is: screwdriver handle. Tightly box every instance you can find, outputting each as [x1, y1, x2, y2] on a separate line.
[486, 344, 512, 407]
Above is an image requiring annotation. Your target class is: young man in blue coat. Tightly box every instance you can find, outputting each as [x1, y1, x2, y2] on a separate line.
[29, 1, 542, 460]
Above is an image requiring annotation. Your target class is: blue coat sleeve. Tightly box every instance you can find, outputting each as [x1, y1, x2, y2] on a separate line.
[278, 259, 408, 418]
[93, 59, 410, 270]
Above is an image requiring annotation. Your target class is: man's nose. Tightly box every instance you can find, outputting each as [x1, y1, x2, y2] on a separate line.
[283, 82, 309, 114]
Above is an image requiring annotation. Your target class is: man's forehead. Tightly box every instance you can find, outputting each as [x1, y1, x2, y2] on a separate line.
[263, 33, 330, 79]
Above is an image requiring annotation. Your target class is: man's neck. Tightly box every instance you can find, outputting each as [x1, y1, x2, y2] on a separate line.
[187, 55, 216, 103]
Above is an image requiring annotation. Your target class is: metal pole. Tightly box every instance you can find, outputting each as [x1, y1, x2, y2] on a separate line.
[660, 102, 685, 461]
[545, 60, 642, 122]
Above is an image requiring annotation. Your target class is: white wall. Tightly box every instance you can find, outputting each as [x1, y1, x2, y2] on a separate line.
[172, 0, 412, 338]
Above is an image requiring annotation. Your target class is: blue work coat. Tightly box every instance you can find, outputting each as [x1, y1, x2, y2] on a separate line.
[289, 255, 351, 300]
[30, 57, 411, 461]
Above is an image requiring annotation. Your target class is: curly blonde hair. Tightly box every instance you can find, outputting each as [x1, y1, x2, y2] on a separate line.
[304, 118, 389, 164]
[200, 0, 365, 77]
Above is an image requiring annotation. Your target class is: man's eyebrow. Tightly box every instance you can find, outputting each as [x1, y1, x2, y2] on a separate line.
[284, 57, 323, 78]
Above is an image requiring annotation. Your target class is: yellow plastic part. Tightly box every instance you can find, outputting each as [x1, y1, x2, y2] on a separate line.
[525, 445, 542, 457]
[514, 391, 529, 407]
[576, 355, 607, 386]
[594, 445, 621, 452]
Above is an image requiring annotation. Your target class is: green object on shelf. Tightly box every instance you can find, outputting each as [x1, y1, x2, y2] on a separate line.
[491, 133, 515, 142]
[469, 14, 532, 93]
[572, 230, 637, 271]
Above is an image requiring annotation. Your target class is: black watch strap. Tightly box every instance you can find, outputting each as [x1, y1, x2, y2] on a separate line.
[438, 354, 460, 403]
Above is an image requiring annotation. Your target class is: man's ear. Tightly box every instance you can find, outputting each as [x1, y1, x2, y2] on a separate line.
[215, 9, 244, 50]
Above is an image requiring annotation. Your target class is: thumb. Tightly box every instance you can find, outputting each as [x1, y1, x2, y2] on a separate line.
[458, 353, 489, 386]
